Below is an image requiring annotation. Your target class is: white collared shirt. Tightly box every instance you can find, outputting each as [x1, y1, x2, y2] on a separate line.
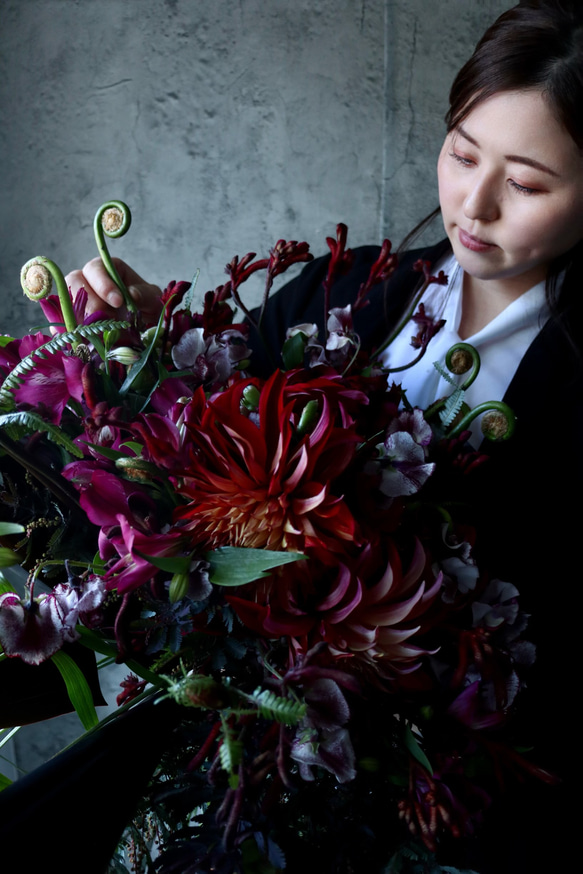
[378, 253, 550, 444]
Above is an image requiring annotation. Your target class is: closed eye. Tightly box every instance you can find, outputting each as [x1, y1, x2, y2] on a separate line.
[509, 179, 539, 196]
[449, 150, 474, 167]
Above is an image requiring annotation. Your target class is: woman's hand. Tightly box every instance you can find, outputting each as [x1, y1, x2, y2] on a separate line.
[66, 257, 162, 320]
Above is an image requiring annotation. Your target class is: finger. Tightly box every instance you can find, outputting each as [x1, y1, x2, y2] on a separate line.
[83, 258, 162, 317]
[64, 267, 114, 318]
[82, 258, 125, 309]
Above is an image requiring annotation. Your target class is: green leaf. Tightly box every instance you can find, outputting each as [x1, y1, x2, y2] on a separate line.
[51, 649, 99, 731]
[0, 337, 15, 348]
[0, 575, 16, 596]
[0, 547, 20, 568]
[118, 301, 169, 396]
[134, 550, 192, 575]
[0, 523, 25, 537]
[207, 546, 305, 586]
[281, 331, 308, 369]
[0, 772, 12, 791]
[403, 724, 433, 775]
[121, 441, 144, 456]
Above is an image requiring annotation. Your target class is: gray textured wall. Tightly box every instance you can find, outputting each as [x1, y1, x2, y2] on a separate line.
[1, 0, 507, 335]
[1, 0, 509, 774]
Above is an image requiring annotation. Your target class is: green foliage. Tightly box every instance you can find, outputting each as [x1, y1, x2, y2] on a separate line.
[281, 331, 308, 369]
[248, 688, 306, 725]
[403, 725, 433, 775]
[0, 411, 84, 458]
[219, 714, 243, 788]
[0, 319, 131, 410]
[207, 546, 305, 586]
[51, 650, 99, 731]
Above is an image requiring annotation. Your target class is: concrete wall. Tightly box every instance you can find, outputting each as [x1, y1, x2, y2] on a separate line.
[0, 0, 509, 773]
[1, 0, 507, 335]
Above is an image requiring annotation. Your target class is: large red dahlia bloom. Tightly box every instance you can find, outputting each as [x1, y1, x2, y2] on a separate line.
[173, 370, 364, 555]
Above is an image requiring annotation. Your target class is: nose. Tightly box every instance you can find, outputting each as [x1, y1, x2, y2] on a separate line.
[463, 174, 500, 223]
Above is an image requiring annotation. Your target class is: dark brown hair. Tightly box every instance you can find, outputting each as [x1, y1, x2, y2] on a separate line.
[447, 1, 583, 351]
[447, 1, 583, 147]
[403, 2, 583, 354]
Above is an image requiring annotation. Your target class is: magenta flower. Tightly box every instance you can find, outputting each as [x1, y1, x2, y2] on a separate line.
[13, 346, 85, 424]
[103, 514, 189, 594]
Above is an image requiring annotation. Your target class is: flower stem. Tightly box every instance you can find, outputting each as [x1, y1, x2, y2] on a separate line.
[93, 201, 137, 314]
[21, 256, 78, 333]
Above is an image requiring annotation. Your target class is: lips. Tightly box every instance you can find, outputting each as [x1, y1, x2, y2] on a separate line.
[458, 228, 497, 253]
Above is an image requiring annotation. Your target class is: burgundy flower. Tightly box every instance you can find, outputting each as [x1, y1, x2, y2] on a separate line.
[173, 370, 363, 555]
[410, 302, 446, 351]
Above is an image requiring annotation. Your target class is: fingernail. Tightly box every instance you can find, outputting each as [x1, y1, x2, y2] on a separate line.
[129, 286, 143, 304]
[107, 291, 123, 307]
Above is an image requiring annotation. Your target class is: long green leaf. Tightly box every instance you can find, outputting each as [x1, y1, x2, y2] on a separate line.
[207, 546, 305, 586]
[51, 650, 99, 730]
[403, 724, 433, 775]
[0, 523, 25, 537]
[0, 772, 12, 791]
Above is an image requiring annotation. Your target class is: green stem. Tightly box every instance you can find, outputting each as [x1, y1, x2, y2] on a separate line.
[449, 400, 516, 441]
[445, 342, 481, 391]
[21, 256, 77, 334]
[93, 201, 137, 314]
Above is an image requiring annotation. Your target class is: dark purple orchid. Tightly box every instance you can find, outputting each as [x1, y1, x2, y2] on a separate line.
[0, 575, 105, 665]
[171, 327, 250, 387]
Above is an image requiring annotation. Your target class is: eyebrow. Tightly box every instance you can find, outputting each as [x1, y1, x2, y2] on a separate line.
[457, 125, 560, 177]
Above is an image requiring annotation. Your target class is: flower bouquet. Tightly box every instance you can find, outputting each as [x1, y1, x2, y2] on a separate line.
[0, 204, 552, 873]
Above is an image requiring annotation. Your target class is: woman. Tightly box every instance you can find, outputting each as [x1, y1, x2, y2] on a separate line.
[37, 0, 583, 869]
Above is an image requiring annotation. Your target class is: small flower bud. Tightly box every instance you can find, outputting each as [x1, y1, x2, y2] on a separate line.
[114, 456, 158, 482]
[241, 384, 261, 412]
[297, 399, 320, 435]
[107, 346, 141, 366]
[169, 572, 189, 603]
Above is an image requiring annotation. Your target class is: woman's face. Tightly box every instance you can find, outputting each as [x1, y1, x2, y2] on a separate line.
[437, 89, 583, 295]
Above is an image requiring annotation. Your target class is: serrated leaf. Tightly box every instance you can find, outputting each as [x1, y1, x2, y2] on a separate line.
[207, 546, 305, 586]
[251, 688, 306, 724]
[0, 411, 84, 458]
[51, 649, 99, 731]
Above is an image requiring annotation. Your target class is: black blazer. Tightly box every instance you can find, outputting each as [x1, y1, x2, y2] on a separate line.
[251, 240, 581, 871]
